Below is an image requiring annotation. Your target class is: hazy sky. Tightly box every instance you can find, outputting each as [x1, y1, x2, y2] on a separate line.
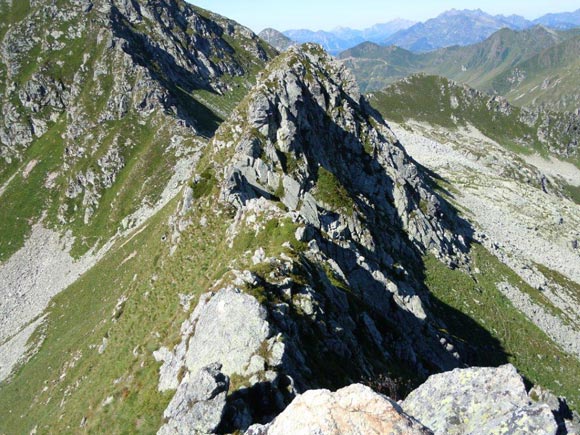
[188, 0, 580, 32]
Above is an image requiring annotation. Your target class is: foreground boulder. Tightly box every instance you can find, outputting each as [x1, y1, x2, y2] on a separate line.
[158, 363, 229, 435]
[246, 384, 432, 435]
[402, 364, 558, 435]
[242, 364, 570, 435]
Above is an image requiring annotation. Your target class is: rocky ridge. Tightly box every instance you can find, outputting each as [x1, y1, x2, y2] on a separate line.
[258, 28, 295, 52]
[369, 75, 580, 166]
[153, 43, 482, 432]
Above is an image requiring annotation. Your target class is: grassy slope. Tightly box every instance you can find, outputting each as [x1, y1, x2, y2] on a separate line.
[0, 165, 312, 433]
[0, 119, 65, 260]
[0, 178, 235, 433]
[3, 187, 579, 433]
[425, 244, 580, 410]
[423, 26, 577, 91]
[369, 74, 580, 168]
[370, 75, 541, 153]
[0, 3, 178, 261]
[492, 35, 580, 111]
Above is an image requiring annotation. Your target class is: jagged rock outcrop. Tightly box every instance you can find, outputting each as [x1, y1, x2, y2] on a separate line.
[155, 287, 284, 393]
[246, 384, 433, 435]
[216, 45, 468, 263]
[402, 364, 558, 435]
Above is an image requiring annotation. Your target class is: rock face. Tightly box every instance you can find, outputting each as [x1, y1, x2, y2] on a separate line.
[213, 43, 472, 379]
[217, 45, 468, 265]
[402, 364, 558, 435]
[155, 287, 292, 430]
[155, 286, 284, 394]
[158, 363, 229, 435]
[246, 384, 433, 435]
[183, 288, 270, 377]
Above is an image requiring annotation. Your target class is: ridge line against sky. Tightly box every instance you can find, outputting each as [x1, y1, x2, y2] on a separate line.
[188, 1, 580, 33]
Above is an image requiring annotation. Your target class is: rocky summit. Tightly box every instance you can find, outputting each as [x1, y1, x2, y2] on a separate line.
[1, 0, 580, 434]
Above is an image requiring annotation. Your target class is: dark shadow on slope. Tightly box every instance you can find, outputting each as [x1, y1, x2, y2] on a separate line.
[217, 231, 509, 433]
[218, 378, 294, 433]
[411, 159, 457, 200]
[315, 233, 509, 374]
[109, 6, 223, 136]
[235, 71, 508, 369]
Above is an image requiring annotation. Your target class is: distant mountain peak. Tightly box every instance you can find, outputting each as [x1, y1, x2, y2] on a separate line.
[259, 28, 295, 51]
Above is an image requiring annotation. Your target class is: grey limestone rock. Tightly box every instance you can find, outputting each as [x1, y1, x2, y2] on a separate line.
[206, 44, 471, 395]
[245, 384, 433, 435]
[402, 364, 559, 435]
[184, 287, 271, 378]
[158, 363, 229, 435]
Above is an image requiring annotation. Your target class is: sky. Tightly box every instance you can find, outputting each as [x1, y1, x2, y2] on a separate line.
[188, 0, 580, 32]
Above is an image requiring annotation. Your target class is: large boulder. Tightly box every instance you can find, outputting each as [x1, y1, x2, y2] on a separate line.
[245, 384, 433, 435]
[402, 364, 558, 435]
[158, 363, 229, 435]
[184, 287, 271, 377]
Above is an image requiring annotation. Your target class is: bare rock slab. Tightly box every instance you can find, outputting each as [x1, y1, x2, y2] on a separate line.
[402, 364, 558, 435]
[246, 384, 432, 435]
[158, 363, 229, 435]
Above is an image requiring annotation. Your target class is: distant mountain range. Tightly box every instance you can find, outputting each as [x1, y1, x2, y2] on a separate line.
[534, 9, 580, 29]
[383, 9, 532, 52]
[275, 8, 580, 54]
[280, 19, 415, 54]
[339, 25, 580, 111]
